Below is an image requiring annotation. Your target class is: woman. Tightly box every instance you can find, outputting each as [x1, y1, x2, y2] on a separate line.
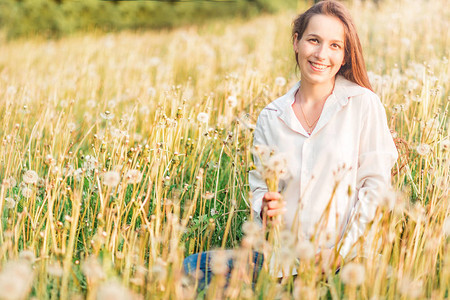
[184, 0, 398, 286]
[250, 0, 397, 268]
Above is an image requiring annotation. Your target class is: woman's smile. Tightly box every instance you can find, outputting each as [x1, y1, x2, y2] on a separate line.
[309, 61, 330, 71]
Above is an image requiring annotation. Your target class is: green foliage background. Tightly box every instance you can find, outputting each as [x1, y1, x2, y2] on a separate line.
[0, 0, 297, 39]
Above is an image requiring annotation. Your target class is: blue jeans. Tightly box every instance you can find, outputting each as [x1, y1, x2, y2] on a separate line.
[183, 250, 264, 290]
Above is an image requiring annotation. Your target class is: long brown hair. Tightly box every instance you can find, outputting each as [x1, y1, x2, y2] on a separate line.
[292, 0, 373, 91]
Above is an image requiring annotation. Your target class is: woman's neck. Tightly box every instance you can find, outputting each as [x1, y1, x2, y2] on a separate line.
[298, 78, 335, 105]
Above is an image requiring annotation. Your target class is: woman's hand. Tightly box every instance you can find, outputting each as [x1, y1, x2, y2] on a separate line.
[260, 192, 286, 219]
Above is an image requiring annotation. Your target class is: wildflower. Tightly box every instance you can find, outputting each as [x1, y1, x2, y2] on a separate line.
[226, 95, 238, 108]
[340, 262, 365, 286]
[197, 112, 209, 123]
[47, 261, 63, 277]
[0, 260, 34, 300]
[295, 240, 315, 261]
[275, 76, 287, 87]
[82, 257, 105, 282]
[102, 171, 121, 187]
[23, 170, 39, 184]
[5, 198, 16, 209]
[397, 276, 423, 298]
[443, 217, 450, 237]
[100, 111, 114, 120]
[416, 143, 431, 156]
[97, 280, 134, 300]
[2, 177, 16, 189]
[21, 186, 34, 198]
[210, 251, 230, 275]
[125, 169, 142, 184]
[210, 209, 218, 216]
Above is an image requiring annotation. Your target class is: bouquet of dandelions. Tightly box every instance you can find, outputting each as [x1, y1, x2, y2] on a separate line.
[252, 145, 289, 274]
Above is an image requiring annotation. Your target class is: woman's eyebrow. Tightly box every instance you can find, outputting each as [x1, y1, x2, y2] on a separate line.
[306, 33, 344, 44]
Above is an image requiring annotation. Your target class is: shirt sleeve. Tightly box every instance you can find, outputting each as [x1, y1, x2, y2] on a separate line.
[338, 93, 398, 259]
[249, 113, 269, 225]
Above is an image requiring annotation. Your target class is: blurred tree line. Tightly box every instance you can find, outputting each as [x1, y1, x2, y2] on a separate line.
[0, 0, 296, 39]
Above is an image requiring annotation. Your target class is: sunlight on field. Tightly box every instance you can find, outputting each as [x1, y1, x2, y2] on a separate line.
[0, 0, 448, 298]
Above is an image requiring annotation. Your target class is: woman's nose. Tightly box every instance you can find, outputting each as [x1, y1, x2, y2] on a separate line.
[314, 45, 327, 59]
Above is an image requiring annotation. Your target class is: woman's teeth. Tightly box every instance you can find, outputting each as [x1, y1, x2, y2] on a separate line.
[311, 62, 328, 70]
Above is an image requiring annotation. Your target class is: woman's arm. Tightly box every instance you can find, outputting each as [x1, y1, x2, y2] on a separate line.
[338, 93, 398, 259]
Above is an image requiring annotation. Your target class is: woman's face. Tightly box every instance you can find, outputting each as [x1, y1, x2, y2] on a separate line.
[294, 14, 345, 87]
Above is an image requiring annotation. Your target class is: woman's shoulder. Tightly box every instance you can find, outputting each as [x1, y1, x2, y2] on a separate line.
[335, 76, 382, 110]
[259, 82, 300, 118]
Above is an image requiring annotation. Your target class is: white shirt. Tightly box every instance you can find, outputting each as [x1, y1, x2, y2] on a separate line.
[249, 75, 398, 259]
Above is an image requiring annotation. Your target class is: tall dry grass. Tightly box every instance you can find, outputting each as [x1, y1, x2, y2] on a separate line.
[0, 0, 448, 298]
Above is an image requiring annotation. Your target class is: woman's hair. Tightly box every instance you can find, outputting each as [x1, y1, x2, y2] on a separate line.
[292, 0, 373, 91]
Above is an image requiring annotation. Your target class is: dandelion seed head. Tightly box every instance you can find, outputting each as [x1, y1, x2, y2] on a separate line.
[67, 122, 77, 132]
[47, 262, 63, 277]
[147, 87, 156, 98]
[397, 276, 423, 298]
[125, 169, 142, 184]
[100, 111, 114, 120]
[19, 250, 36, 264]
[86, 99, 96, 108]
[103, 171, 121, 187]
[2, 177, 17, 189]
[97, 280, 135, 300]
[210, 251, 230, 275]
[82, 257, 105, 282]
[275, 76, 287, 87]
[82, 155, 98, 173]
[0, 260, 34, 300]
[5, 198, 16, 209]
[197, 112, 209, 123]
[21, 186, 34, 198]
[6, 85, 17, 95]
[340, 262, 365, 286]
[226, 95, 238, 108]
[23, 170, 39, 184]
[73, 168, 83, 182]
[242, 221, 260, 238]
[443, 217, 450, 237]
[440, 138, 449, 152]
[295, 240, 315, 261]
[416, 143, 431, 156]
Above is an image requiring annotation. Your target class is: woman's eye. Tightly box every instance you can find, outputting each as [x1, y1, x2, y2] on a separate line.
[309, 38, 319, 43]
[331, 43, 341, 49]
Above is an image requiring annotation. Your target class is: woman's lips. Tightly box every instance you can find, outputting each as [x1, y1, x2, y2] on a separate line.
[309, 61, 329, 71]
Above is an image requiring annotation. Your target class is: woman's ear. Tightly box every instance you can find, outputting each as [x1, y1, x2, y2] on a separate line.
[293, 33, 299, 53]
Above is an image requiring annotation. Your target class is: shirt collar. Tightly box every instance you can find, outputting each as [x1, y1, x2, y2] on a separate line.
[276, 75, 365, 136]
[278, 75, 365, 114]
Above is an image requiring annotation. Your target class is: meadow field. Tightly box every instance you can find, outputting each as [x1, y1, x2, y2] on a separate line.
[0, 0, 448, 298]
